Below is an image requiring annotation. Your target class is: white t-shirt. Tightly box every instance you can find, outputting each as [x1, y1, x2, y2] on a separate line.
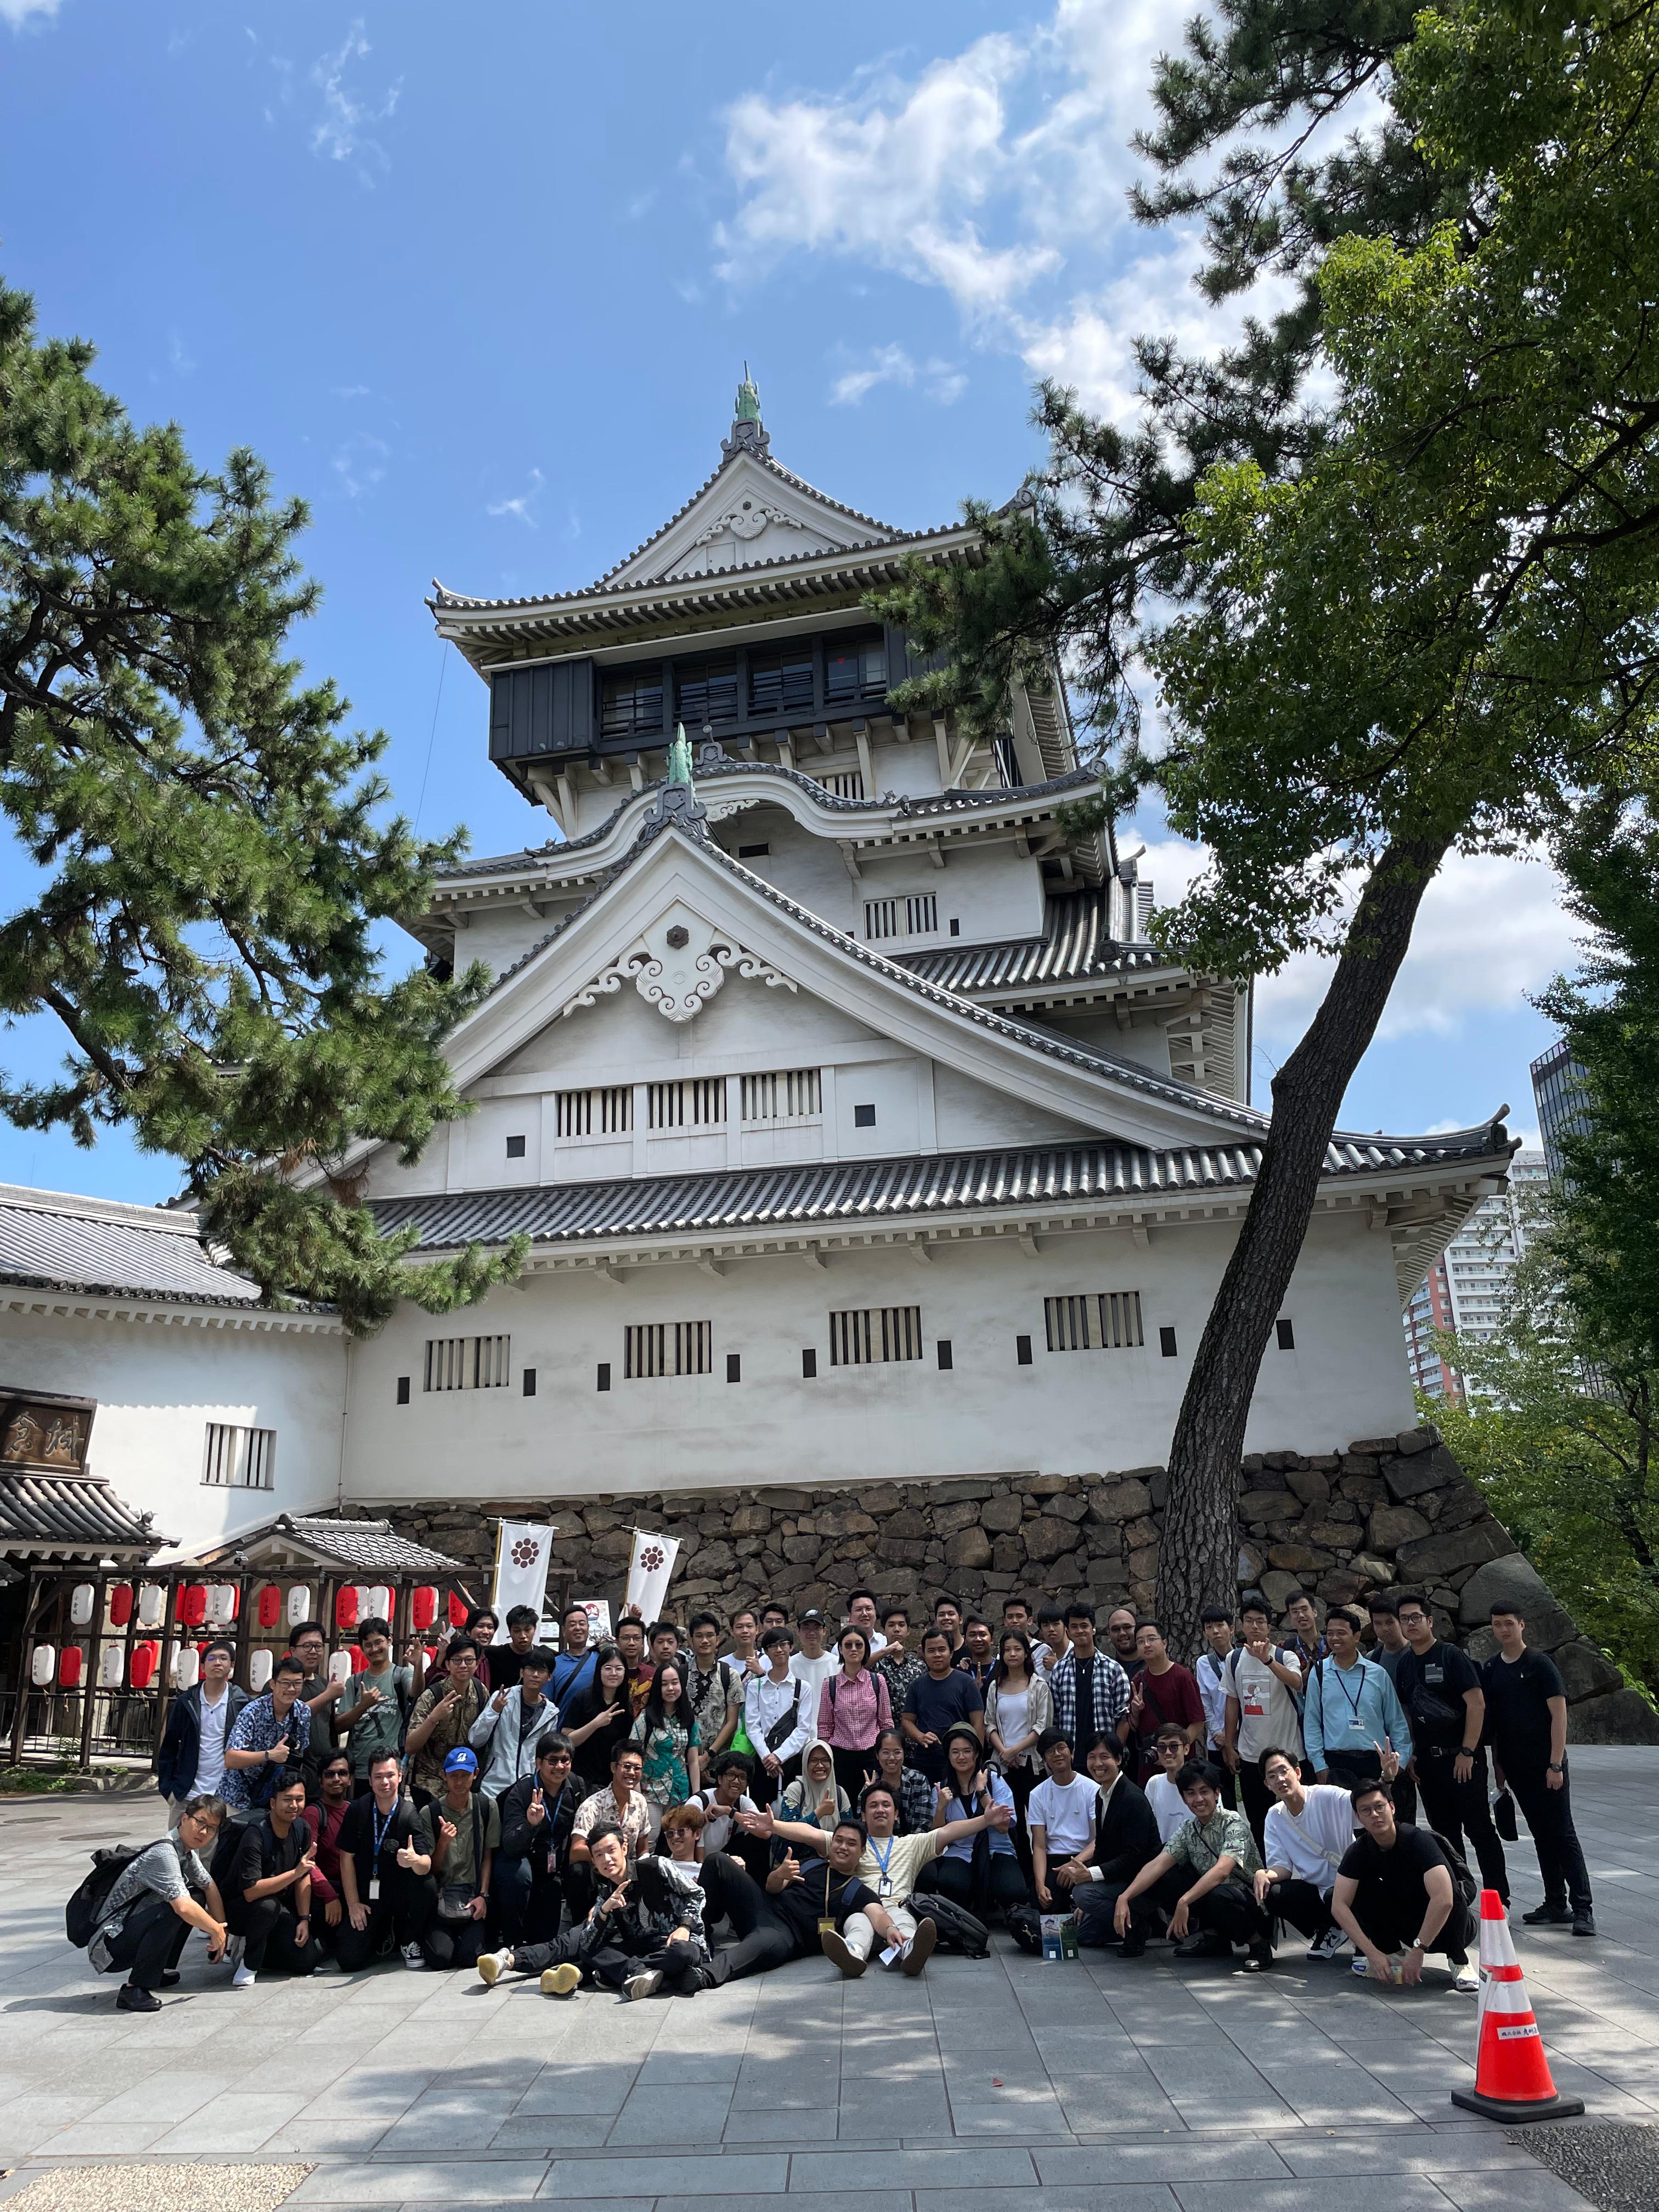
[1028, 1773, 1101, 1858]
[695, 1789, 759, 1855]
[1036, 1640, 1071, 1677]
[1228, 1646, 1305, 1764]
[858, 1827, 943, 1903]
[1145, 1772, 1189, 1845]
[791, 1650, 838, 1705]
[1262, 1785, 1358, 1895]
[194, 1684, 232, 1796]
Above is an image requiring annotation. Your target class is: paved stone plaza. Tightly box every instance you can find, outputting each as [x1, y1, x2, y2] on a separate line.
[2, 1750, 1657, 2210]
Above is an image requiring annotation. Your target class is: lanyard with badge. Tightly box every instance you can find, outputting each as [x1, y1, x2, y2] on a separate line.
[1328, 1661, 1368, 1735]
[871, 1834, 897, 1900]
[368, 1803, 396, 1901]
[817, 1870, 849, 1940]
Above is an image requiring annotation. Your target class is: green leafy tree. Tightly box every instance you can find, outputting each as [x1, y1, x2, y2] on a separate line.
[879, 0, 1659, 1643]
[0, 280, 524, 1333]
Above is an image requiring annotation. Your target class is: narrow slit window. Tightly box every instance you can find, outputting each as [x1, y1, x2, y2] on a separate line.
[648, 1078, 727, 1130]
[828, 1306, 923, 1366]
[741, 1068, 821, 1121]
[624, 1321, 713, 1379]
[202, 1422, 276, 1490]
[556, 1086, 633, 1138]
[424, 1335, 511, 1391]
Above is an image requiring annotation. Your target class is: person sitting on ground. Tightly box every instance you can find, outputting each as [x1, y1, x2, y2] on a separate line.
[569, 1741, 653, 1915]
[1330, 1778, 1479, 1990]
[778, 1738, 848, 1837]
[225, 1769, 317, 1986]
[1029, 1728, 1102, 1907]
[1144, 1724, 1196, 1844]
[470, 1643, 562, 1799]
[479, 1821, 709, 2000]
[1302, 1606, 1413, 1795]
[1255, 1746, 1357, 1961]
[1124, 1621, 1206, 1782]
[701, 1815, 906, 1984]
[755, 1775, 1013, 1973]
[917, 1725, 1028, 1918]
[744, 1627, 814, 1805]
[631, 1658, 701, 1833]
[1069, 1736, 1161, 1948]
[334, 1749, 433, 1972]
[487, 1604, 544, 1696]
[300, 1749, 354, 1967]
[562, 1644, 635, 1793]
[818, 1626, 893, 1807]
[902, 1625, 985, 1786]
[495, 1734, 580, 1950]
[335, 1617, 416, 1796]
[415, 1746, 498, 1971]
[1112, 1760, 1273, 1971]
[865, 1725, 938, 1836]
[87, 1793, 228, 2012]
[403, 1637, 488, 1805]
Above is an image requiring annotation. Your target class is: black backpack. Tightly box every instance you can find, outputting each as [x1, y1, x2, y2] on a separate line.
[1006, 1903, 1043, 1955]
[65, 1841, 166, 1949]
[919, 1893, 991, 1957]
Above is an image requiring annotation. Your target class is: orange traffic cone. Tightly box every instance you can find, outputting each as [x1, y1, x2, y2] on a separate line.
[1451, 1889, 1585, 2122]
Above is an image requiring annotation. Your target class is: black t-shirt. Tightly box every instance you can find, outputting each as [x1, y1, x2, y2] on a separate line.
[489, 1646, 531, 1694]
[1339, 1824, 1450, 1922]
[904, 1672, 983, 1779]
[764, 1856, 876, 1949]
[564, 1689, 634, 1787]
[1394, 1640, 1481, 1752]
[1480, 1648, 1565, 1770]
[336, 1795, 424, 1888]
[233, 1814, 307, 1906]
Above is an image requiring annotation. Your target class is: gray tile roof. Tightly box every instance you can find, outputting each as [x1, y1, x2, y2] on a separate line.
[267, 1517, 466, 1576]
[0, 1472, 162, 1556]
[895, 887, 1169, 995]
[0, 1190, 264, 1307]
[366, 1126, 1510, 1254]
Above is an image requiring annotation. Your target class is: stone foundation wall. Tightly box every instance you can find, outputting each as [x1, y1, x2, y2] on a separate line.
[359, 1422, 1658, 1744]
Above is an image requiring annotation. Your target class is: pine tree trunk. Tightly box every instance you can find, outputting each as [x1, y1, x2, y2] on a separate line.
[1155, 838, 1452, 1657]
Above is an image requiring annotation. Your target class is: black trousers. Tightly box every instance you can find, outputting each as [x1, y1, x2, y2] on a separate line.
[1003, 1765, 1039, 1886]
[1508, 1759, 1593, 1912]
[832, 1744, 882, 1807]
[512, 1925, 708, 1993]
[697, 1852, 804, 1983]
[494, 1854, 567, 1949]
[1075, 1880, 1132, 1946]
[1126, 1866, 1270, 1948]
[1415, 1747, 1509, 1902]
[1263, 1876, 1333, 1939]
[422, 1909, 489, 1971]
[915, 1853, 1029, 1914]
[334, 1869, 437, 1971]
[1320, 1750, 1417, 1822]
[103, 1893, 192, 1991]
[235, 1898, 316, 1976]
[1348, 1883, 1475, 1963]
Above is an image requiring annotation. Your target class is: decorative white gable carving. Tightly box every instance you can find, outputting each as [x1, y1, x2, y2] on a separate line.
[604, 450, 900, 589]
[558, 902, 795, 1026]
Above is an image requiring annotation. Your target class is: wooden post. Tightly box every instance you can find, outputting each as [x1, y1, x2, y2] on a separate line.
[77, 1574, 105, 1773]
[119, 1567, 143, 1760]
[151, 1573, 180, 1759]
[7, 1572, 43, 1767]
[233, 1573, 254, 1690]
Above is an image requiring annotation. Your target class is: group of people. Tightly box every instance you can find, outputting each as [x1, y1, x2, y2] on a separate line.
[84, 1576, 1594, 2012]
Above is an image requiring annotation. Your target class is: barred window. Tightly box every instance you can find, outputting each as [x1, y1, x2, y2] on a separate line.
[674, 657, 739, 728]
[625, 1321, 713, 1379]
[556, 1086, 633, 1137]
[863, 894, 936, 940]
[648, 1078, 727, 1130]
[600, 665, 663, 738]
[817, 770, 865, 801]
[748, 644, 815, 719]
[1042, 1292, 1145, 1353]
[829, 1305, 924, 1366]
[424, 1334, 512, 1392]
[825, 633, 888, 704]
[741, 1067, 821, 1121]
[202, 1423, 275, 1491]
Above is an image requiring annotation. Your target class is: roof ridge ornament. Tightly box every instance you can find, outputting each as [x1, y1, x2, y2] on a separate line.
[641, 724, 708, 840]
[722, 361, 771, 460]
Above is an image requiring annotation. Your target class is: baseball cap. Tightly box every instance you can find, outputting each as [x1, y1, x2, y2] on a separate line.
[799, 1609, 826, 1624]
[443, 1746, 479, 1776]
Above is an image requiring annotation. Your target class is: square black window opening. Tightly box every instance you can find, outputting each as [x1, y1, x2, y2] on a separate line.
[1160, 1326, 1178, 1357]
[949, 918, 961, 936]
[737, 843, 770, 859]
[1276, 1317, 1296, 1351]
[854, 1103, 877, 1127]
[505, 1133, 527, 1159]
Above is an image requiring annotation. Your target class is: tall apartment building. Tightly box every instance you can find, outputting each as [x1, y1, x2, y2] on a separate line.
[1404, 1151, 1548, 1401]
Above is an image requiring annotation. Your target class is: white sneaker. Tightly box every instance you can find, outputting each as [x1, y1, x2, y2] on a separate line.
[400, 1942, 426, 1971]
[1351, 1953, 1402, 1981]
[1308, 1924, 1349, 1961]
[477, 1948, 512, 1987]
[1453, 1961, 1480, 1993]
[624, 1970, 663, 2001]
[312, 1953, 341, 1973]
[223, 1933, 246, 1969]
[232, 1963, 257, 1989]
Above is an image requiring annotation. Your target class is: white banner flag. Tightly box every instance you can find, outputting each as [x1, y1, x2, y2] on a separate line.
[491, 1521, 554, 1638]
[624, 1529, 681, 1622]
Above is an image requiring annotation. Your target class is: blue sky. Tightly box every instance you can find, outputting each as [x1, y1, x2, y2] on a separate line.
[1, 0, 1565, 1200]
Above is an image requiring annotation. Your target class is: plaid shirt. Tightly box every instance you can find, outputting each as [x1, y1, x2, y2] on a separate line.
[874, 1647, 926, 1723]
[1048, 1650, 1131, 1750]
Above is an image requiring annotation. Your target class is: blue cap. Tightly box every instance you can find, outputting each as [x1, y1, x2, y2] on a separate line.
[443, 1746, 479, 1775]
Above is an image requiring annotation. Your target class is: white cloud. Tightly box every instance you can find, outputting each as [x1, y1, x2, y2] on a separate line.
[310, 20, 400, 176]
[830, 343, 966, 407]
[331, 431, 390, 501]
[487, 467, 545, 528]
[1, 0, 61, 27]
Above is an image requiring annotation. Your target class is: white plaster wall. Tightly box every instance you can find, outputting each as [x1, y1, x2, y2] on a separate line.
[930, 1065, 1099, 1152]
[450, 904, 557, 981]
[0, 1306, 347, 1557]
[340, 1210, 1416, 1508]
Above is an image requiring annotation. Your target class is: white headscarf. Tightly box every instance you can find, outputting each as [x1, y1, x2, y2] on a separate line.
[786, 1739, 848, 1831]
